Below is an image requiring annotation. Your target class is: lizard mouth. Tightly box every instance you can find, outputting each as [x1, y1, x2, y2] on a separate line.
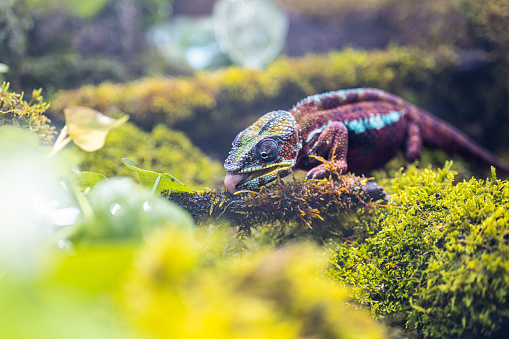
[224, 162, 292, 194]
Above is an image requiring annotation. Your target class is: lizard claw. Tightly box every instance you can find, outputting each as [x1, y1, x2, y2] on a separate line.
[305, 160, 347, 179]
[305, 166, 324, 180]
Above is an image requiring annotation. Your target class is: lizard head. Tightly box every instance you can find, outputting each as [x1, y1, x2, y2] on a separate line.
[224, 110, 301, 194]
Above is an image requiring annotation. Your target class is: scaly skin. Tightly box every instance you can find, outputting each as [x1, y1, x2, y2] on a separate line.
[224, 88, 509, 194]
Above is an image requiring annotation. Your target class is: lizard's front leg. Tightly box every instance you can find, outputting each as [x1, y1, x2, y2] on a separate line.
[405, 122, 422, 161]
[305, 121, 349, 179]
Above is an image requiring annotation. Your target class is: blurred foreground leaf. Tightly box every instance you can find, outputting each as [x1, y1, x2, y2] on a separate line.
[0, 126, 78, 277]
[70, 177, 194, 244]
[52, 245, 135, 293]
[63, 171, 108, 193]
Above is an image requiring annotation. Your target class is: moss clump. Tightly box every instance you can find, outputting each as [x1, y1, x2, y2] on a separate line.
[408, 173, 509, 337]
[0, 82, 55, 143]
[78, 122, 224, 190]
[124, 228, 387, 339]
[327, 162, 509, 337]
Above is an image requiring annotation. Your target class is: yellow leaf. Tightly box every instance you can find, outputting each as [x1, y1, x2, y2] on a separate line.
[64, 106, 128, 152]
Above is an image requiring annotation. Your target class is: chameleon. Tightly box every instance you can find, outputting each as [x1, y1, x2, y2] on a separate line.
[224, 88, 509, 194]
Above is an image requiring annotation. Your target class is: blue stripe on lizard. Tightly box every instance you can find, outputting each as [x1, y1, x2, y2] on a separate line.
[344, 111, 404, 134]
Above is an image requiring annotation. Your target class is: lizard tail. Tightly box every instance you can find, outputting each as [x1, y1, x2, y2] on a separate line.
[414, 108, 509, 174]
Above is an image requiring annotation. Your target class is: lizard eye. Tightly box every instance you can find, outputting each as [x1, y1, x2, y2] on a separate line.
[255, 138, 279, 163]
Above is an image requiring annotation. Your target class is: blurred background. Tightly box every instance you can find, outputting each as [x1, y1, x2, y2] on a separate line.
[1, 0, 509, 184]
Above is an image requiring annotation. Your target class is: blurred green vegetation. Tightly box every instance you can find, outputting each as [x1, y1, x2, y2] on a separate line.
[2, 0, 509, 160]
[1, 230, 388, 339]
[124, 231, 387, 339]
[0, 0, 179, 93]
[51, 46, 460, 157]
[463, 0, 509, 56]
[277, 0, 509, 55]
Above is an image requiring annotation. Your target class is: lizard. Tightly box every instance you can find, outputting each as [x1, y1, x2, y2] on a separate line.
[224, 88, 509, 194]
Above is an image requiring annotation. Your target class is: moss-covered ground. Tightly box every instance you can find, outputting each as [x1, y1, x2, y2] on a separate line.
[328, 163, 509, 338]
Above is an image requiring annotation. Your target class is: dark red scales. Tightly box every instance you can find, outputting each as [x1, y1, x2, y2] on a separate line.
[290, 88, 509, 176]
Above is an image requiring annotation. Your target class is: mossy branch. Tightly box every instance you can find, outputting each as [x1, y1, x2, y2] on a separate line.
[162, 174, 386, 231]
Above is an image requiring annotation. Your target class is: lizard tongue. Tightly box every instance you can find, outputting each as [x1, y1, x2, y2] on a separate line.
[224, 172, 248, 194]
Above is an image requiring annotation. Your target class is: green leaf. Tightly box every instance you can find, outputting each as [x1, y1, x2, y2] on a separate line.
[63, 172, 108, 193]
[122, 158, 195, 194]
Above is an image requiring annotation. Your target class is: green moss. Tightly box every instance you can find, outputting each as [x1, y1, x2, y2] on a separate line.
[373, 148, 475, 183]
[0, 82, 55, 143]
[408, 174, 509, 337]
[327, 163, 509, 337]
[78, 122, 224, 190]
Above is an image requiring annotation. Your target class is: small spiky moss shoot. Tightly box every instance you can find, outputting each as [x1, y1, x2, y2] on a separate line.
[162, 173, 386, 242]
[0, 82, 55, 143]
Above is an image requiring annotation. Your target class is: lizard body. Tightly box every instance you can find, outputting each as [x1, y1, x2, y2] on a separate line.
[224, 88, 509, 194]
